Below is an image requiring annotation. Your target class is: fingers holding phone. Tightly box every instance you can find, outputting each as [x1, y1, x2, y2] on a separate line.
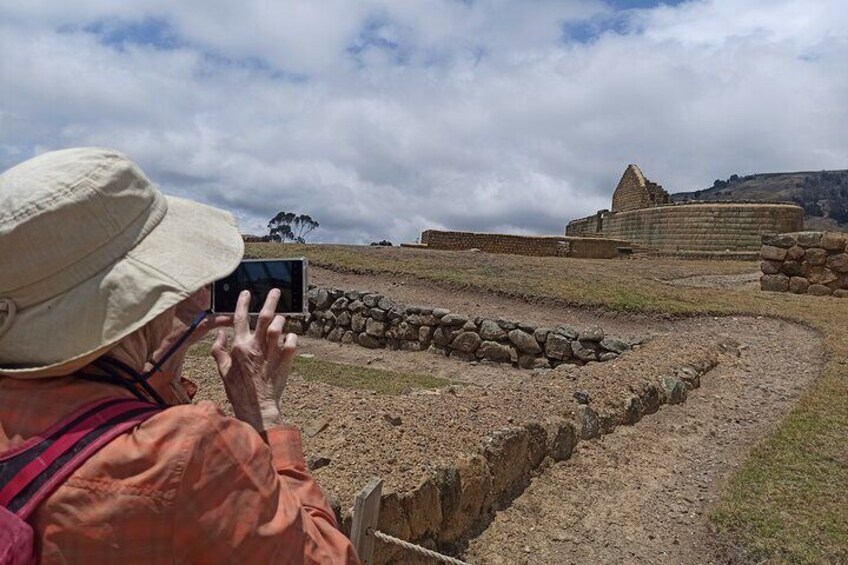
[211, 288, 298, 432]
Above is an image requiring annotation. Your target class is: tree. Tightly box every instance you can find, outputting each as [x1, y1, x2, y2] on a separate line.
[267, 211, 319, 243]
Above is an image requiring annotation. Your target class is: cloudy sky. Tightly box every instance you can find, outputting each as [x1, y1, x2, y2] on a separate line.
[1, 1, 846, 243]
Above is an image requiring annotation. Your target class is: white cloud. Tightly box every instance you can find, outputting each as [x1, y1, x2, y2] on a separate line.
[1, 0, 846, 243]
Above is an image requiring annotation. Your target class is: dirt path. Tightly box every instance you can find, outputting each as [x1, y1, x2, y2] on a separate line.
[308, 266, 824, 563]
[462, 315, 822, 564]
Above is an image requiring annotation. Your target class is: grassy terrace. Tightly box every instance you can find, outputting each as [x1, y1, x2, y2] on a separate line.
[250, 243, 847, 564]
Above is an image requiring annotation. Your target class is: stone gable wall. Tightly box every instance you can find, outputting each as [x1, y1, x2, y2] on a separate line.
[759, 231, 848, 297]
[611, 165, 670, 213]
[420, 230, 629, 259]
[567, 202, 804, 254]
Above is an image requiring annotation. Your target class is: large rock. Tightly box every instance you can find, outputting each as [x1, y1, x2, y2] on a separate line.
[808, 284, 833, 296]
[796, 232, 823, 248]
[451, 331, 483, 353]
[311, 288, 332, 309]
[786, 245, 806, 261]
[835, 289, 848, 298]
[789, 277, 810, 294]
[440, 313, 467, 326]
[533, 327, 551, 344]
[660, 375, 686, 404]
[807, 266, 838, 285]
[827, 253, 848, 273]
[578, 326, 604, 342]
[478, 341, 512, 362]
[401, 477, 442, 540]
[804, 248, 828, 266]
[439, 455, 492, 543]
[335, 311, 351, 327]
[553, 325, 579, 340]
[762, 233, 797, 248]
[377, 297, 395, 311]
[760, 274, 789, 292]
[600, 338, 630, 354]
[351, 313, 366, 332]
[369, 308, 387, 321]
[326, 327, 345, 342]
[572, 340, 599, 362]
[508, 329, 542, 354]
[760, 245, 788, 261]
[419, 325, 434, 344]
[574, 405, 600, 439]
[545, 332, 572, 360]
[365, 318, 386, 337]
[330, 297, 348, 312]
[546, 419, 577, 461]
[432, 326, 461, 347]
[362, 293, 382, 308]
[358, 333, 383, 349]
[781, 261, 803, 277]
[760, 260, 781, 275]
[481, 428, 531, 501]
[525, 422, 548, 469]
[480, 319, 507, 341]
[821, 232, 847, 252]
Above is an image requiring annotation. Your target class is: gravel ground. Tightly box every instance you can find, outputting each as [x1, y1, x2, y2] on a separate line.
[186, 267, 824, 563]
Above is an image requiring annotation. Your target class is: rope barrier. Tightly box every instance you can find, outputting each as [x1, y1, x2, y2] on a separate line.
[369, 528, 471, 565]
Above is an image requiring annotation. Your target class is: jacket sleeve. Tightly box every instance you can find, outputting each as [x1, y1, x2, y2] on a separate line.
[171, 403, 360, 564]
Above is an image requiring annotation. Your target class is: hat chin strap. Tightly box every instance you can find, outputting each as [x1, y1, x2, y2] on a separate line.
[0, 298, 17, 340]
[80, 310, 210, 406]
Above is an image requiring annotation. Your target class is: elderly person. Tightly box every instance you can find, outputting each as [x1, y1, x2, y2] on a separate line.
[0, 148, 359, 563]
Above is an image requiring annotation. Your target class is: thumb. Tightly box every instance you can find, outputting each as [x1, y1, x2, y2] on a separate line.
[210, 329, 232, 374]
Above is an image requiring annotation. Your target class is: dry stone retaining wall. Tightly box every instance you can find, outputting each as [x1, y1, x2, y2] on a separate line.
[759, 231, 848, 297]
[284, 286, 634, 368]
[567, 202, 804, 254]
[356, 348, 727, 564]
[420, 229, 629, 259]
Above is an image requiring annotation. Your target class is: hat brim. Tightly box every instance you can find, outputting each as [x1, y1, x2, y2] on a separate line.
[0, 195, 244, 378]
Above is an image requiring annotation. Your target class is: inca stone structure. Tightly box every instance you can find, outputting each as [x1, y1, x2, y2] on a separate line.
[419, 230, 628, 259]
[283, 286, 634, 368]
[759, 231, 848, 297]
[567, 165, 804, 255]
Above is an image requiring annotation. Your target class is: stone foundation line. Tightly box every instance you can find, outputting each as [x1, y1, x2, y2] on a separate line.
[759, 231, 848, 297]
[350, 342, 737, 564]
[281, 286, 634, 369]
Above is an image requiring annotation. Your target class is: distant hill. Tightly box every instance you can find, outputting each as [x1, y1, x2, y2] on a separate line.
[671, 170, 848, 231]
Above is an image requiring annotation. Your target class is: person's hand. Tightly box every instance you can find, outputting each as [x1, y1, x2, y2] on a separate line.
[210, 289, 297, 432]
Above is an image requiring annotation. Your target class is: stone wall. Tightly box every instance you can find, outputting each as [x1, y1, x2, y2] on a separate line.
[285, 286, 633, 368]
[611, 164, 670, 213]
[359, 346, 728, 564]
[759, 231, 848, 297]
[420, 230, 629, 259]
[566, 202, 804, 254]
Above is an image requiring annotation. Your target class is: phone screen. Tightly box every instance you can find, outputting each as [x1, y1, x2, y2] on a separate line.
[212, 259, 306, 314]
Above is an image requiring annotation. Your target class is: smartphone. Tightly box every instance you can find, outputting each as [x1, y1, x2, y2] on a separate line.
[212, 258, 307, 315]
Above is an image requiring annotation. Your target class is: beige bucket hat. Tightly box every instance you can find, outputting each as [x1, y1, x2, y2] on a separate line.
[0, 147, 244, 378]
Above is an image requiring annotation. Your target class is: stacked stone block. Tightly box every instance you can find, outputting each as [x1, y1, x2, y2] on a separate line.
[759, 231, 848, 297]
[420, 230, 627, 259]
[567, 202, 804, 254]
[286, 286, 633, 368]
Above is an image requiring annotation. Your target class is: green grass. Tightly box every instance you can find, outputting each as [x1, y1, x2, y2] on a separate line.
[294, 356, 449, 395]
[185, 337, 448, 395]
[249, 242, 848, 564]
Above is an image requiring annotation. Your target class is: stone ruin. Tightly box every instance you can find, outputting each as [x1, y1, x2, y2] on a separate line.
[567, 165, 805, 256]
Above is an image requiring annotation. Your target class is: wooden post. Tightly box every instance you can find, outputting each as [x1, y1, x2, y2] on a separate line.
[350, 477, 383, 564]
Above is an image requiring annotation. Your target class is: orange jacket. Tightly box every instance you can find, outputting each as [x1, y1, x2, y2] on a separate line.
[0, 376, 360, 564]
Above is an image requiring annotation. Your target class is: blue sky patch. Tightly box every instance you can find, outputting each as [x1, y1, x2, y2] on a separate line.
[347, 16, 411, 67]
[76, 17, 182, 51]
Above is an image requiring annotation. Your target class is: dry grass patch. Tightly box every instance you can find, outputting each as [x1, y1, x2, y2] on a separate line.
[248, 242, 848, 565]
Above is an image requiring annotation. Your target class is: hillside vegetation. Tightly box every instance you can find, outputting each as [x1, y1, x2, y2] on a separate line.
[672, 170, 848, 231]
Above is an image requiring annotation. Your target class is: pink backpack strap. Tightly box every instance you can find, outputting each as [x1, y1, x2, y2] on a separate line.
[0, 397, 161, 520]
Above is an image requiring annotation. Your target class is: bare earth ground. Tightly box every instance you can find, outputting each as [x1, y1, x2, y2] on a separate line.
[188, 266, 825, 563]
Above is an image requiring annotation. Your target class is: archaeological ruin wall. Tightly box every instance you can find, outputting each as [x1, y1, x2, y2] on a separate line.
[759, 231, 848, 297]
[420, 229, 629, 259]
[283, 286, 635, 369]
[567, 202, 804, 255]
